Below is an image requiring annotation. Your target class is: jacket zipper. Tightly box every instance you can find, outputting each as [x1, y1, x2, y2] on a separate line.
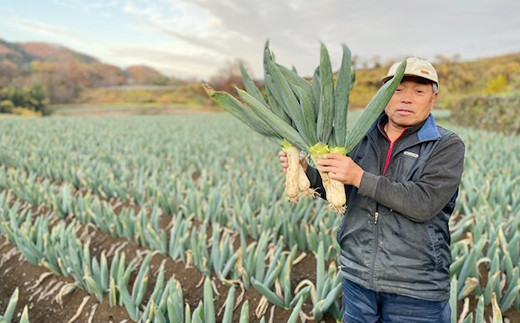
[381, 128, 406, 175]
[369, 203, 380, 288]
[369, 123, 405, 288]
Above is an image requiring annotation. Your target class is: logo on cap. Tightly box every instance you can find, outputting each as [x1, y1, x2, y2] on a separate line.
[420, 69, 430, 75]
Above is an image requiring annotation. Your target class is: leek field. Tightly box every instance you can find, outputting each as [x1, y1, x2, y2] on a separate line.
[0, 114, 519, 323]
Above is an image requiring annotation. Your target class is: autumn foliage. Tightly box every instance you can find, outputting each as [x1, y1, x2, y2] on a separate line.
[0, 39, 179, 107]
[1, 38, 520, 126]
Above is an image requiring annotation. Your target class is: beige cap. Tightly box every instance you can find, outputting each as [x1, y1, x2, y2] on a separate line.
[382, 57, 439, 86]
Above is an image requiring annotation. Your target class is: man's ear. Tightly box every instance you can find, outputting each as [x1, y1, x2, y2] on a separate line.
[430, 92, 439, 109]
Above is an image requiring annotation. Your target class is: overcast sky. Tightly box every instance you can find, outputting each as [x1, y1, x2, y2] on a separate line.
[1, 0, 520, 80]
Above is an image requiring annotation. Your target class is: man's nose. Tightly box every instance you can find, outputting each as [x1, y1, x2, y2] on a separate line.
[400, 90, 413, 103]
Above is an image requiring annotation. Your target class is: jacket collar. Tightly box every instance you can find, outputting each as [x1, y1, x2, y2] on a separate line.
[369, 113, 440, 143]
[417, 113, 441, 142]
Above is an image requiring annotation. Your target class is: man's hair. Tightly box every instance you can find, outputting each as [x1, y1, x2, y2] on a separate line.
[402, 75, 439, 93]
[417, 78, 439, 93]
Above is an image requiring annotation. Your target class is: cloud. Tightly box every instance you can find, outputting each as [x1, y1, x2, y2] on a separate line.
[5, 0, 520, 79]
[52, 0, 119, 12]
[118, 0, 396, 76]
[123, 0, 213, 36]
[109, 46, 225, 78]
[6, 18, 81, 39]
[119, 0, 520, 78]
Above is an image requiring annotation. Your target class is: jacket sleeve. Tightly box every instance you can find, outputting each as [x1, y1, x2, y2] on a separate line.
[305, 165, 327, 200]
[357, 133, 465, 222]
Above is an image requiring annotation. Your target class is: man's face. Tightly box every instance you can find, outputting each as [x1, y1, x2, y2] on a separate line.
[385, 77, 438, 129]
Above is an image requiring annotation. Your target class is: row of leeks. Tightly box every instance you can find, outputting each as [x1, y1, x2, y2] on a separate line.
[1, 117, 520, 319]
[0, 114, 321, 213]
[0, 196, 307, 322]
[0, 167, 240, 282]
[446, 126, 520, 322]
[0, 197, 242, 322]
[206, 42, 406, 212]
[0, 179, 343, 320]
[0, 162, 342, 269]
[0, 288, 30, 323]
[4, 139, 519, 322]
[0, 204, 146, 306]
[0, 159, 342, 262]
[249, 238, 343, 321]
[7, 142, 516, 321]
[0, 161, 342, 283]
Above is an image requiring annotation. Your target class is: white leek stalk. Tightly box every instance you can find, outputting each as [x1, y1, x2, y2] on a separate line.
[310, 143, 346, 213]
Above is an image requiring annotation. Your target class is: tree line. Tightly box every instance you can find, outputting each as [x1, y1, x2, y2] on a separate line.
[1, 43, 519, 117]
[0, 82, 50, 116]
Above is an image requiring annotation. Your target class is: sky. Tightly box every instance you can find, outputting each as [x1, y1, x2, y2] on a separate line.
[1, 0, 520, 80]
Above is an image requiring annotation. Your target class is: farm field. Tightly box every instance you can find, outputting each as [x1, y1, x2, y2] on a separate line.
[0, 113, 519, 323]
[49, 105, 213, 117]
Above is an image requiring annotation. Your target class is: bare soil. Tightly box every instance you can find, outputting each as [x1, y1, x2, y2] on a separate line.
[0, 236, 131, 323]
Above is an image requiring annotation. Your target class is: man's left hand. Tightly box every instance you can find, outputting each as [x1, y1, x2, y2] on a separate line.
[316, 153, 364, 188]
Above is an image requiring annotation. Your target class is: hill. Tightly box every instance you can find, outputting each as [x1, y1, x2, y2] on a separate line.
[347, 52, 520, 108]
[0, 39, 177, 103]
[0, 40, 97, 64]
[1, 38, 520, 119]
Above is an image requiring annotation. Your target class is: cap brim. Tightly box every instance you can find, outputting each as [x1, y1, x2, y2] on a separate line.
[382, 73, 438, 85]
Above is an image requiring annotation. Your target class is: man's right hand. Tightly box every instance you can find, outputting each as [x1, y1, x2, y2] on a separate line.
[279, 151, 308, 173]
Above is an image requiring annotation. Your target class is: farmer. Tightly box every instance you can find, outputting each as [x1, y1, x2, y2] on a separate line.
[280, 57, 465, 322]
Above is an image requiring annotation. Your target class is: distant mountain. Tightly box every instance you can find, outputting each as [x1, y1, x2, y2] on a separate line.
[0, 39, 175, 103]
[0, 40, 97, 65]
[125, 65, 168, 85]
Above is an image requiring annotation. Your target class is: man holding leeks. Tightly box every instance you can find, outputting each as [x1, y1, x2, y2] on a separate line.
[280, 57, 465, 322]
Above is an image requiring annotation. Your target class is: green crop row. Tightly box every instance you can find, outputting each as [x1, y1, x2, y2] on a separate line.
[0, 115, 519, 321]
[0, 191, 321, 322]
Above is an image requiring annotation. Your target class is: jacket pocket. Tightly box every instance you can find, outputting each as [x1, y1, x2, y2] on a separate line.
[426, 225, 441, 271]
[392, 153, 426, 182]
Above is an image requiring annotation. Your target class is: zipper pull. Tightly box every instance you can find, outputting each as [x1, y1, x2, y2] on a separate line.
[374, 211, 379, 225]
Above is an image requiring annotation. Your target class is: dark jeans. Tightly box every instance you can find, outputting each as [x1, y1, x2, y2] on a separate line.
[342, 279, 450, 323]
